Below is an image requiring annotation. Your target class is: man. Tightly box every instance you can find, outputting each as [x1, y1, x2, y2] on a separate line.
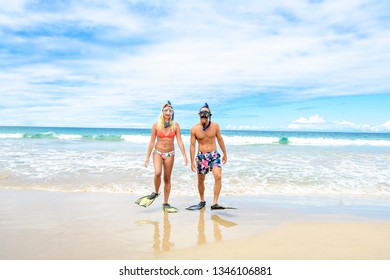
[186, 103, 228, 210]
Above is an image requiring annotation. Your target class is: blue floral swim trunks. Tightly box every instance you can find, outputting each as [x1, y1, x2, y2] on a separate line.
[196, 150, 222, 174]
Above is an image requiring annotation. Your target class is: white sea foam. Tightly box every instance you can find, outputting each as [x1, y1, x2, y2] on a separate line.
[1, 127, 390, 195]
[57, 134, 83, 140]
[221, 136, 390, 146]
[0, 133, 23, 139]
[2, 143, 389, 195]
[224, 136, 280, 145]
[121, 134, 150, 143]
[117, 135, 390, 147]
[289, 137, 390, 147]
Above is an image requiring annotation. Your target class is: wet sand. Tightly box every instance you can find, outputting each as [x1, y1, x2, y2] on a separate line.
[1, 188, 389, 260]
[155, 221, 390, 260]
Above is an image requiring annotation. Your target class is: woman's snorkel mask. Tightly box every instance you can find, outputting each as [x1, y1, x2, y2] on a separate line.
[162, 100, 174, 128]
[198, 103, 212, 131]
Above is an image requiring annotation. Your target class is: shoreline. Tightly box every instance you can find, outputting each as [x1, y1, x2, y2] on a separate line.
[1, 188, 390, 260]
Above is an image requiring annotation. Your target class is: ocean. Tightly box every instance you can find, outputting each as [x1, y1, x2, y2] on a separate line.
[1, 126, 389, 197]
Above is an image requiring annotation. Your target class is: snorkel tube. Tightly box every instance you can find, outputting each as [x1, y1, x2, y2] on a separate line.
[167, 100, 174, 121]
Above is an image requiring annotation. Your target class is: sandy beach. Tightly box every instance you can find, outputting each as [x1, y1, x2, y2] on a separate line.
[156, 222, 390, 260]
[1, 188, 390, 260]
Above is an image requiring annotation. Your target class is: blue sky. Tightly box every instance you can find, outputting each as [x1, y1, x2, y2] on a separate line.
[1, 0, 389, 132]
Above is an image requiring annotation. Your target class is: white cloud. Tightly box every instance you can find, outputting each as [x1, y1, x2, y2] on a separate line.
[332, 120, 390, 132]
[333, 120, 371, 131]
[0, 0, 27, 13]
[292, 114, 325, 124]
[288, 116, 390, 132]
[0, 1, 389, 128]
[373, 120, 390, 132]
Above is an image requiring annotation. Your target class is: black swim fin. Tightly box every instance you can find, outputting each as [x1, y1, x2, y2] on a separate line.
[210, 204, 237, 211]
[185, 201, 206, 211]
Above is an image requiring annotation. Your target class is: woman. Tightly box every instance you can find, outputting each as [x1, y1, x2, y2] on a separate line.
[136, 101, 188, 213]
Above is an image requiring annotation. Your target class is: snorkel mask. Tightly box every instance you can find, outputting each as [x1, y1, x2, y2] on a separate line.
[163, 100, 174, 120]
[198, 103, 212, 131]
[199, 111, 210, 119]
[163, 100, 174, 128]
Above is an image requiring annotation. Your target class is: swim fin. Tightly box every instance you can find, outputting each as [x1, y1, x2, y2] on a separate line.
[135, 192, 159, 207]
[162, 203, 179, 213]
[185, 201, 206, 211]
[211, 204, 237, 211]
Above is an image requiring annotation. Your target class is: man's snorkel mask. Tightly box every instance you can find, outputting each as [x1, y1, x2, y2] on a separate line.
[198, 103, 212, 131]
[199, 111, 210, 119]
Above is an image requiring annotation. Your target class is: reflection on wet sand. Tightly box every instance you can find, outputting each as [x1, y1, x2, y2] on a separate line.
[137, 212, 173, 254]
[197, 209, 207, 245]
[211, 213, 237, 242]
[137, 210, 237, 255]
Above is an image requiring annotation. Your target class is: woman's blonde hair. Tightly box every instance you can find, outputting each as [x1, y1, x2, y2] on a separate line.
[156, 102, 176, 131]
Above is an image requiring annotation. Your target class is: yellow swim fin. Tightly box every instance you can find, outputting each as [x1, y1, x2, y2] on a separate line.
[135, 192, 159, 207]
[162, 203, 178, 213]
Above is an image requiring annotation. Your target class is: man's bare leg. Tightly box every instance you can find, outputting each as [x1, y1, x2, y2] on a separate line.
[212, 168, 222, 205]
[197, 173, 206, 202]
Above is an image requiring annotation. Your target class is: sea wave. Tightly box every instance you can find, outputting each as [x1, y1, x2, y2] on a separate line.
[0, 132, 131, 142]
[1, 132, 390, 146]
[82, 134, 123, 141]
[221, 136, 390, 146]
[2, 136, 389, 195]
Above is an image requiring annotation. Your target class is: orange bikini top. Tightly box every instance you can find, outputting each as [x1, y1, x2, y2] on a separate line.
[156, 129, 176, 138]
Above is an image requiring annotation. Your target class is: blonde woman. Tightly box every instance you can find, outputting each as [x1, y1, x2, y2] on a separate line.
[136, 101, 188, 213]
